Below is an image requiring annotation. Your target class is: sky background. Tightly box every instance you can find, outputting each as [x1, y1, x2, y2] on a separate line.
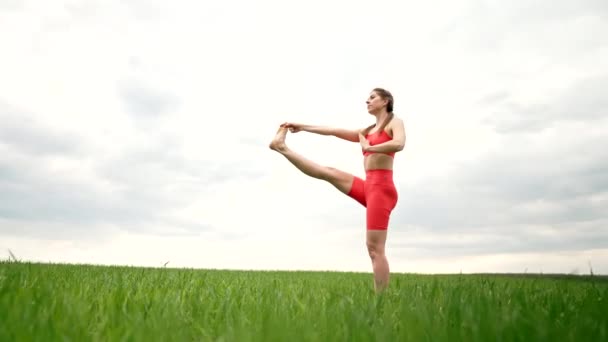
[1, 0, 607, 274]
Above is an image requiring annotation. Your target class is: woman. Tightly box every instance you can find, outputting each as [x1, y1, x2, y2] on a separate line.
[269, 88, 406, 292]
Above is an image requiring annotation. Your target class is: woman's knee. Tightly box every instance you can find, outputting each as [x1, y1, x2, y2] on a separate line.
[366, 241, 385, 260]
[321, 166, 341, 182]
[319, 166, 337, 182]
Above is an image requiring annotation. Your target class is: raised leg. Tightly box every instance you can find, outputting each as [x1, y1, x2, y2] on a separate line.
[366, 229, 389, 293]
[269, 126, 355, 195]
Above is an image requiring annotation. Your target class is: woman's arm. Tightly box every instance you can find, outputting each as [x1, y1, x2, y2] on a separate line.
[303, 125, 360, 142]
[283, 123, 360, 142]
[360, 118, 406, 153]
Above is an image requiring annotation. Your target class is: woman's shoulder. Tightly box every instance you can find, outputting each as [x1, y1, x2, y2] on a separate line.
[388, 115, 404, 128]
[389, 114, 403, 123]
[386, 115, 405, 136]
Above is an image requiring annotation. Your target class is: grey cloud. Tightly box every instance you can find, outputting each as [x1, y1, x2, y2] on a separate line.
[1, 153, 160, 224]
[0, 134, 244, 223]
[0, 148, 218, 238]
[123, 0, 165, 22]
[238, 136, 265, 147]
[460, 135, 608, 203]
[118, 80, 179, 119]
[482, 75, 608, 133]
[390, 69, 608, 255]
[97, 135, 265, 192]
[490, 0, 608, 23]
[64, 0, 104, 19]
[477, 91, 510, 106]
[438, 0, 608, 52]
[0, 0, 22, 11]
[390, 220, 608, 258]
[0, 104, 264, 239]
[393, 132, 608, 232]
[0, 104, 84, 156]
[0, 156, 132, 224]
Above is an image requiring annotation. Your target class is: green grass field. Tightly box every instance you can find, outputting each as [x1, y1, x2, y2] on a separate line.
[1, 261, 606, 341]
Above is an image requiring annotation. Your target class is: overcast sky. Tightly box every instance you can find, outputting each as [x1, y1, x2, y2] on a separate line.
[1, 0, 607, 274]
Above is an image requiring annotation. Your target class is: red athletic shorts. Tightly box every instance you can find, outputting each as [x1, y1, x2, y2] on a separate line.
[347, 169, 398, 230]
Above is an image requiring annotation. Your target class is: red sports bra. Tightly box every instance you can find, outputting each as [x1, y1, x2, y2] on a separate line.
[363, 130, 395, 157]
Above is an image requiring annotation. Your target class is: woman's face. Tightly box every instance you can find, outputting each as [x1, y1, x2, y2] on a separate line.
[366, 91, 387, 114]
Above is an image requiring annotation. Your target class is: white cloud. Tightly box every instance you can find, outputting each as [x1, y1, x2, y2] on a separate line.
[1, 0, 607, 274]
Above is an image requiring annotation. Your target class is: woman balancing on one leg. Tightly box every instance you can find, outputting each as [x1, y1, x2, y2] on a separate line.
[269, 88, 406, 293]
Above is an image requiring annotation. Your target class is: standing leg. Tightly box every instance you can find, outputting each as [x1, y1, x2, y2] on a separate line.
[269, 126, 355, 194]
[364, 173, 397, 293]
[366, 230, 389, 293]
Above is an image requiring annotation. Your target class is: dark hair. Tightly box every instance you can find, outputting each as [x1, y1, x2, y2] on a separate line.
[362, 88, 394, 136]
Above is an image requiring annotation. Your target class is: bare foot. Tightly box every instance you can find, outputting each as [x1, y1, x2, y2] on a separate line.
[269, 126, 288, 152]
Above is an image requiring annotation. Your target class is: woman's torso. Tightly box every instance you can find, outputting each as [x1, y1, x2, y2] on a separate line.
[363, 125, 395, 171]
